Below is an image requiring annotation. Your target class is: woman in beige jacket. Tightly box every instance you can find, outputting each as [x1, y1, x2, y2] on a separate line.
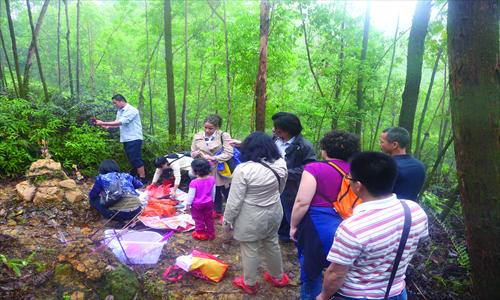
[222, 131, 290, 294]
[191, 114, 233, 221]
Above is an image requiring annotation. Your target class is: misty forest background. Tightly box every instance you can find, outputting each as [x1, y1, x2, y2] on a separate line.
[1, 0, 499, 298]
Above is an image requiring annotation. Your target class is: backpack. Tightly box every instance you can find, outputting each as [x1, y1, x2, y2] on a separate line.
[166, 151, 190, 165]
[315, 161, 363, 219]
[101, 173, 128, 208]
[216, 132, 242, 178]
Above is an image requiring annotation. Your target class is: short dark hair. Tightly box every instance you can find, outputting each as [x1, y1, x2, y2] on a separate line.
[320, 130, 361, 161]
[382, 127, 410, 149]
[112, 94, 127, 102]
[191, 159, 212, 177]
[204, 114, 223, 128]
[240, 131, 282, 163]
[349, 151, 398, 197]
[272, 112, 303, 136]
[99, 159, 120, 174]
[154, 155, 167, 168]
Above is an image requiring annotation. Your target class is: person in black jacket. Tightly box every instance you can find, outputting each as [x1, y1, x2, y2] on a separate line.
[271, 112, 317, 241]
[225, 112, 317, 240]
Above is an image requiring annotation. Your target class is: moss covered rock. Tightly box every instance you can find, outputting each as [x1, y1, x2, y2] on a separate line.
[98, 265, 141, 300]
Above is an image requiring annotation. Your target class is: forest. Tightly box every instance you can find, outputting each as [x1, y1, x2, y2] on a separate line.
[0, 0, 499, 299]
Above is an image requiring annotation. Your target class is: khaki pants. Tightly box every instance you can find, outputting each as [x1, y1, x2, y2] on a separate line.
[239, 234, 284, 286]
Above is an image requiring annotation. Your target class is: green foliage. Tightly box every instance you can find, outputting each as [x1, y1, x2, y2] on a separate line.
[0, 251, 35, 277]
[421, 192, 443, 215]
[0, 96, 123, 177]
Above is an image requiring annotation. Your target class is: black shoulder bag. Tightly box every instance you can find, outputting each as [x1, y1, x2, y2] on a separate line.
[258, 161, 281, 191]
[384, 201, 412, 300]
[101, 173, 127, 208]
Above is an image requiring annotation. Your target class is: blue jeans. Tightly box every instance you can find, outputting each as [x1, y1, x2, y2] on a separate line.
[89, 196, 141, 221]
[333, 287, 407, 300]
[278, 195, 293, 240]
[300, 273, 323, 300]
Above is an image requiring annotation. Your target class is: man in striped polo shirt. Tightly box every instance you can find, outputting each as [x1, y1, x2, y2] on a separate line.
[317, 152, 428, 300]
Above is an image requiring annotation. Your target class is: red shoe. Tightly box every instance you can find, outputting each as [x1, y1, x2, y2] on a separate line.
[217, 216, 224, 225]
[233, 277, 258, 294]
[213, 211, 223, 218]
[264, 271, 289, 287]
[191, 231, 208, 240]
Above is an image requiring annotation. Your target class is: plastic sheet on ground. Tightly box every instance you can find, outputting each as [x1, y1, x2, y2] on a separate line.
[139, 214, 195, 231]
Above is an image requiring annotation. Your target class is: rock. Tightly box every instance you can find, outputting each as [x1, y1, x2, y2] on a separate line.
[58, 180, 84, 203]
[15, 181, 36, 202]
[70, 291, 85, 300]
[55, 263, 74, 280]
[98, 265, 141, 300]
[59, 179, 77, 190]
[33, 187, 64, 205]
[35, 178, 61, 188]
[64, 190, 84, 203]
[27, 159, 68, 182]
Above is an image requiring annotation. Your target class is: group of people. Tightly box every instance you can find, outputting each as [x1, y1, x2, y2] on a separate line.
[89, 94, 429, 300]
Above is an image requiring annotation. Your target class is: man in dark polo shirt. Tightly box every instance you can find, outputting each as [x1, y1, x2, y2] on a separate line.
[378, 127, 426, 201]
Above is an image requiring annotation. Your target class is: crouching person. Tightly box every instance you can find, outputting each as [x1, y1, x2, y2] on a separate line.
[317, 152, 429, 300]
[152, 152, 195, 199]
[89, 159, 143, 221]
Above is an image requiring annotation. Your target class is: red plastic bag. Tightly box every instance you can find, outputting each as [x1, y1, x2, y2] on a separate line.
[148, 198, 178, 206]
[141, 204, 176, 218]
[146, 182, 172, 198]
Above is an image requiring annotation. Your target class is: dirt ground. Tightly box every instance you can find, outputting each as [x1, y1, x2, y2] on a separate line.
[0, 177, 475, 300]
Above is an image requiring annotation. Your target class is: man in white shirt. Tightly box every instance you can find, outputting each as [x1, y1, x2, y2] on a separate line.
[317, 151, 428, 300]
[95, 94, 146, 184]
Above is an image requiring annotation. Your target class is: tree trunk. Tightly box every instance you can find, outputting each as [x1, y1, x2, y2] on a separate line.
[438, 63, 448, 154]
[300, 3, 325, 98]
[76, 0, 81, 100]
[448, 1, 500, 297]
[87, 21, 94, 93]
[57, 0, 61, 88]
[222, 1, 231, 135]
[164, 0, 176, 136]
[417, 84, 447, 160]
[63, 0, 74, 98]
[371, 6, 399, 150]
[145, 0, 153, 134]
[22, 0, 50, 94]
[417, 136, 453, 202]
[0, 28, 17, 97]
[399, 0, 431, 154]
[181, 0, 188, 140]
[26, 0, 49, 102]
[85, 17, 125, 90]
[254, 0, 270, 132]
[4, 0, 25, 98]
[212, 21, 218, 114]
[414, 47, 443, 158]
[438, 184, 460, 222]
[355, 1, 370, 137]
[207, 0, 232, 135]
[331, 1, 346, 130]
[139, 33, 163, 112]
